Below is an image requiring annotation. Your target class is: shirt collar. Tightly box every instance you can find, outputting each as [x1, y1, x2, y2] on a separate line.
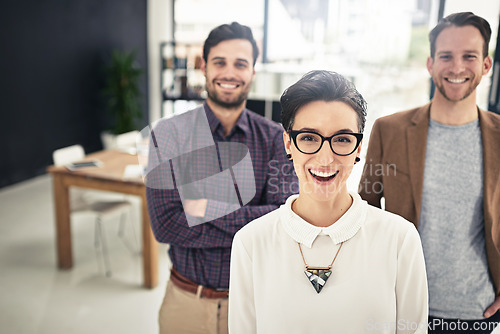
[203, 102, 250, 136]
[279, 192, 367, 248]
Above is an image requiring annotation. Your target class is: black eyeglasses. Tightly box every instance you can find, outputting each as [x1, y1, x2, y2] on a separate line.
[289, 130, 363, 156]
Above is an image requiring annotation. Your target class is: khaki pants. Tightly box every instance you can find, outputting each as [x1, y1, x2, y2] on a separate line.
[159, 280, 228, 334]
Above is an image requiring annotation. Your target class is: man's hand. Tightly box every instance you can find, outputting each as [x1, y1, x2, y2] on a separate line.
[484, 295, 500, 318]
[183, 199, 208, 218]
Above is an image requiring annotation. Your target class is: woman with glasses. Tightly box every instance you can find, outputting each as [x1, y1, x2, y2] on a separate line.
[228, 70, 428, 333]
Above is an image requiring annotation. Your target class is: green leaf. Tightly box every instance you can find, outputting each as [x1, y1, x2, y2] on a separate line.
[102, 49, 143, 134]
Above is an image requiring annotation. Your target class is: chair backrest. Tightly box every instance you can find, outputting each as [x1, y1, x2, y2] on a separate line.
[115, 130, 140, 149]
[53, 145, 85, 166]
[52, 145, 91, 207]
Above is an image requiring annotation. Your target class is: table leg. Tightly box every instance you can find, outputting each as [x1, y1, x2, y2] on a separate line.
[52, 175, 73, 269]
[141, 194, 158, 288]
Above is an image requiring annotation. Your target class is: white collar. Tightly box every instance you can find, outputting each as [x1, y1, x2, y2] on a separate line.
[279, 192, 367, 248]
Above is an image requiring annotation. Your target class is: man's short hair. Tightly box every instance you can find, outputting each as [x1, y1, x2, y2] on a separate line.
[429, 12, 491, 58]
[280, 70, 367, 133]
[203, 22, 259, 66]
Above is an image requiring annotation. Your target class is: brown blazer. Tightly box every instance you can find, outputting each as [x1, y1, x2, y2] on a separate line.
[359, 102, 500, 296]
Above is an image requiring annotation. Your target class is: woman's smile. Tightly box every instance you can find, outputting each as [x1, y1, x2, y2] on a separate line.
[308, 168, 339, 183]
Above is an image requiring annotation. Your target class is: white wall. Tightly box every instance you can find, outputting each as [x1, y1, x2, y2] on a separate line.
[148, 0, 172, 122]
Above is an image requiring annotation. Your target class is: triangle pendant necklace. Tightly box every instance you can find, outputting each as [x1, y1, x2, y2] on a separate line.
[298, 242, 344, 293]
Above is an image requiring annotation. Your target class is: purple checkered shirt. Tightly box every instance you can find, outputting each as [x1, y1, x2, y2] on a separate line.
[146, 102, 297, 289]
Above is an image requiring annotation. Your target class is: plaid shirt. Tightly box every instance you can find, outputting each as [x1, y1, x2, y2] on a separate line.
[146, 102, 297, 289]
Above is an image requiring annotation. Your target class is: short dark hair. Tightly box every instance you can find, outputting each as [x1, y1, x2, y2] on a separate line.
[280, 70, 367, 133]
[203, 22, 259, 66]
[429, 12, 491, 58]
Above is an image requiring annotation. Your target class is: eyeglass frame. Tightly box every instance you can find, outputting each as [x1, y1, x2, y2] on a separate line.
[288, 130, 363, 156]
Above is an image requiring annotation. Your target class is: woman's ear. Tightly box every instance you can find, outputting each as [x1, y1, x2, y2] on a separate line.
[354, 139, 363, 164]
[357, 139, 363, 154]
[283, 131, 291, 155]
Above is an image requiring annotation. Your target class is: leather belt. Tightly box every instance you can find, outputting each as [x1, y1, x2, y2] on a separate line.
[169, 268, 229, 299]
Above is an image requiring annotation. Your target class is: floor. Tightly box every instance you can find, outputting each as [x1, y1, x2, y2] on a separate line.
[0, 174, 170, 334]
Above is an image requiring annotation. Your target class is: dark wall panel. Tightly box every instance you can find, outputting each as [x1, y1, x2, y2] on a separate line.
[0, 0, 149, 188]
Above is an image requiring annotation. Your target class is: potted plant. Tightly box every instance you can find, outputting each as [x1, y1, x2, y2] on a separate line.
[101, 49, 143, 149]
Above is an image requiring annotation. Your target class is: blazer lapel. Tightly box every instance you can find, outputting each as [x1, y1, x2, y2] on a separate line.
[406, 103, 431, 227]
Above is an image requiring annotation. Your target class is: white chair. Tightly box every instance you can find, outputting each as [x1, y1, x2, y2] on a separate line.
[52, 144, 138, 277]
[115, 130, 140, 150]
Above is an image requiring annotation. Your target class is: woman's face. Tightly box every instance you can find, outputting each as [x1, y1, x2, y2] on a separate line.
[283, 100, 362, 203]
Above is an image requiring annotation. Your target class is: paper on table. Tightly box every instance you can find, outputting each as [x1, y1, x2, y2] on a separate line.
[66, 160, 102, 171]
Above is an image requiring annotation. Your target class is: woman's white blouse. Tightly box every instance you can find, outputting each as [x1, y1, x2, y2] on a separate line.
[229, 192, 428, 333]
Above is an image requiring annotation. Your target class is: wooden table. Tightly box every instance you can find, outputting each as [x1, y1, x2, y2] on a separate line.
[47, 150, 158, 288]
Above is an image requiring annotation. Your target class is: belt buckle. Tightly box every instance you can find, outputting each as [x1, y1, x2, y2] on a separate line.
[196, 285, 203, 298]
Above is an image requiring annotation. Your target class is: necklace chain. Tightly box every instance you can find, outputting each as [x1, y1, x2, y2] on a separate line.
[298, 242, 344, 269]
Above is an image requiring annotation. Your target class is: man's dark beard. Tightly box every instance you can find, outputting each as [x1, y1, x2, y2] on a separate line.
[435, 83, 476, 102]
[207, 90, 248, 109]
